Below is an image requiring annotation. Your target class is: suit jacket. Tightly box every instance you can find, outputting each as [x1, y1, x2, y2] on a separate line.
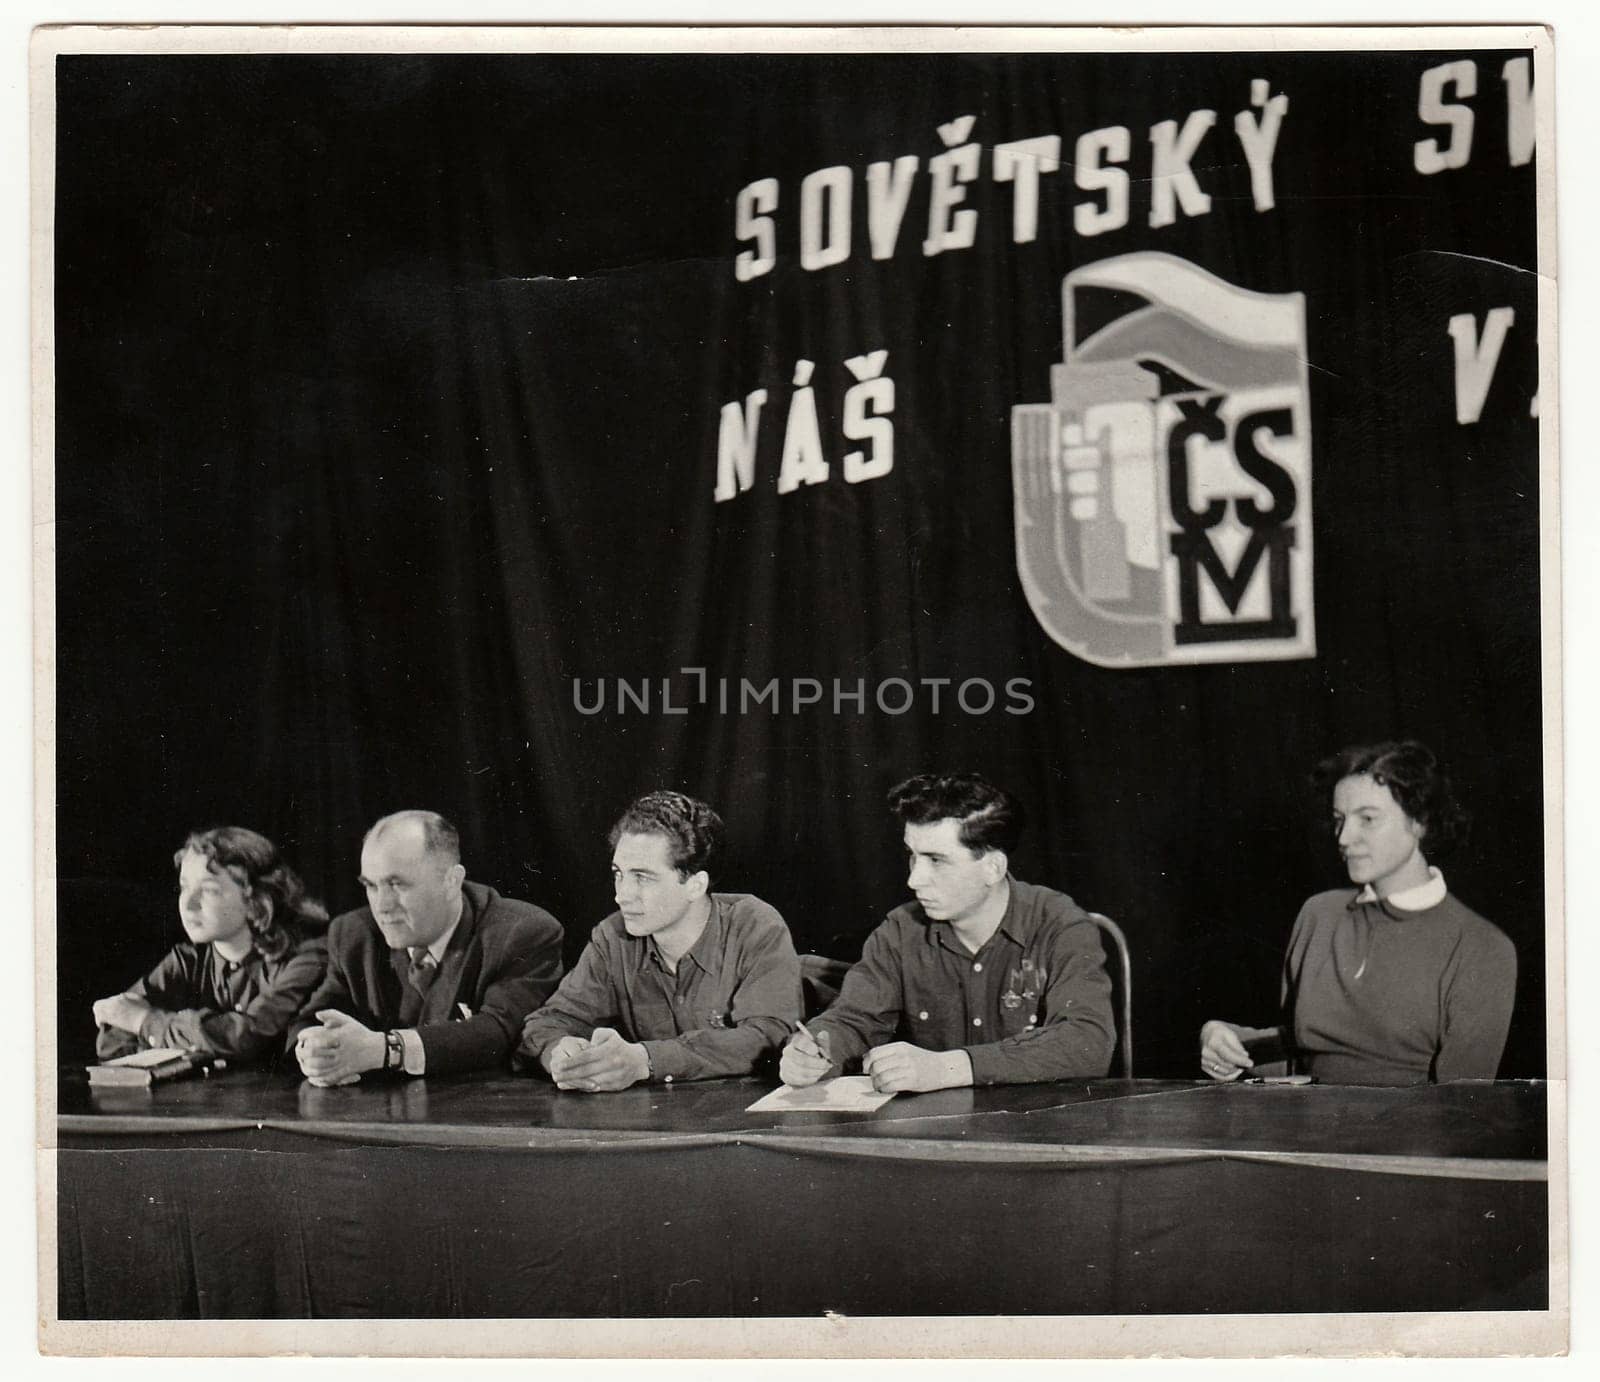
[290, 881, 564, 1076]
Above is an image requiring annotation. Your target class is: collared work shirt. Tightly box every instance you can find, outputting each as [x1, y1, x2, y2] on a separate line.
[810, 878, 1115, 1084]
[98, 934, 328, 1063]
[516, 893, 800, 1083]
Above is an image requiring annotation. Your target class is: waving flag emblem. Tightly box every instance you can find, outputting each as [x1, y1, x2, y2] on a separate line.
[1012, 252, 1316, 668]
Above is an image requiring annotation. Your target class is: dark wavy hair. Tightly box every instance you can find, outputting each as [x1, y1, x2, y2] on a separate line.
[887, 772, 1025, 857]
[608, 791, 724, 881]
[174, 826, 327, 961]
[1311, 740, 1470, 861]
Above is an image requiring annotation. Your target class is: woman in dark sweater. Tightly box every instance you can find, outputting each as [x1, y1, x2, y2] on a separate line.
[1199, 741, 1516, 1086]
[93, 826, 329, 1064]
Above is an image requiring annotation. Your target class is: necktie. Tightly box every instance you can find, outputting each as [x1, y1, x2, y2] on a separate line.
[407, 947, 438, 998]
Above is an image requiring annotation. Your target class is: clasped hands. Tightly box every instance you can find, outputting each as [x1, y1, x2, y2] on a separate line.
[92, 993, 152, 1036]
[779, 1027, 969, 1093]
[295, 1010, 386, 1087]
[543, 1026, 650, 1092]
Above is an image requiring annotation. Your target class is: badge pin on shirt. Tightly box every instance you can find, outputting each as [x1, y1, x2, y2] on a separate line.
[1001, 958, 1044, 1010]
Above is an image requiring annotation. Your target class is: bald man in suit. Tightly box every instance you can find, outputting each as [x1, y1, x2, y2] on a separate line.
[292, 810, 563, 1084]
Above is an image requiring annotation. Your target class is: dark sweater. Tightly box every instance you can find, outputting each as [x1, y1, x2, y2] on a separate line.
[1282, 888, 1516, 1085]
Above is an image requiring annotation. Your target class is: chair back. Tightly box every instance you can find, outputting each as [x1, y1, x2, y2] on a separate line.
[1088, 912, 1134, 1079]
[800, 953, 851, 1020]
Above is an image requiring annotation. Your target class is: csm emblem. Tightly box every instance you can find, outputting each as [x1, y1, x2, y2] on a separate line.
[1012, 252, 1316, 667]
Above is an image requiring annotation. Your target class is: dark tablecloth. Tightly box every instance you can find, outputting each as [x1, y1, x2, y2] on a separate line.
[55, 1072, 1549, 1318]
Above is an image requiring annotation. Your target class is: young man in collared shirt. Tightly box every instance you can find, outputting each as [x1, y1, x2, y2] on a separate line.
[515, 791, 801, 1090]
[781, 772, 1115, 1092]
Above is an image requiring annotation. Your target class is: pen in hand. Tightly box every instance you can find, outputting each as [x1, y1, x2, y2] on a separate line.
[795, 1019, 828, 1055]
[780, 1019, 836, 1087]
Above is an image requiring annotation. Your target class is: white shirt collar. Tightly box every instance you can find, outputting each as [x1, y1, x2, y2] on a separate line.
[1356, 865, 1447, 911]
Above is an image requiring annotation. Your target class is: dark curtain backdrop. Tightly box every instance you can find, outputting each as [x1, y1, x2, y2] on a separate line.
[53, 51, 1545, 1075]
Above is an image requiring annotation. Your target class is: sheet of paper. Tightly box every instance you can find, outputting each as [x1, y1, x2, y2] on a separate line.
[746, 1076, 895, 1113]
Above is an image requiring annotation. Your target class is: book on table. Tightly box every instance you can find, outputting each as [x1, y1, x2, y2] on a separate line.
[86, 1047, 214, 1087]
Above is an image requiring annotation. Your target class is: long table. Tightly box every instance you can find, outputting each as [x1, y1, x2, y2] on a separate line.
[54, 1070, 1549, 1319]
